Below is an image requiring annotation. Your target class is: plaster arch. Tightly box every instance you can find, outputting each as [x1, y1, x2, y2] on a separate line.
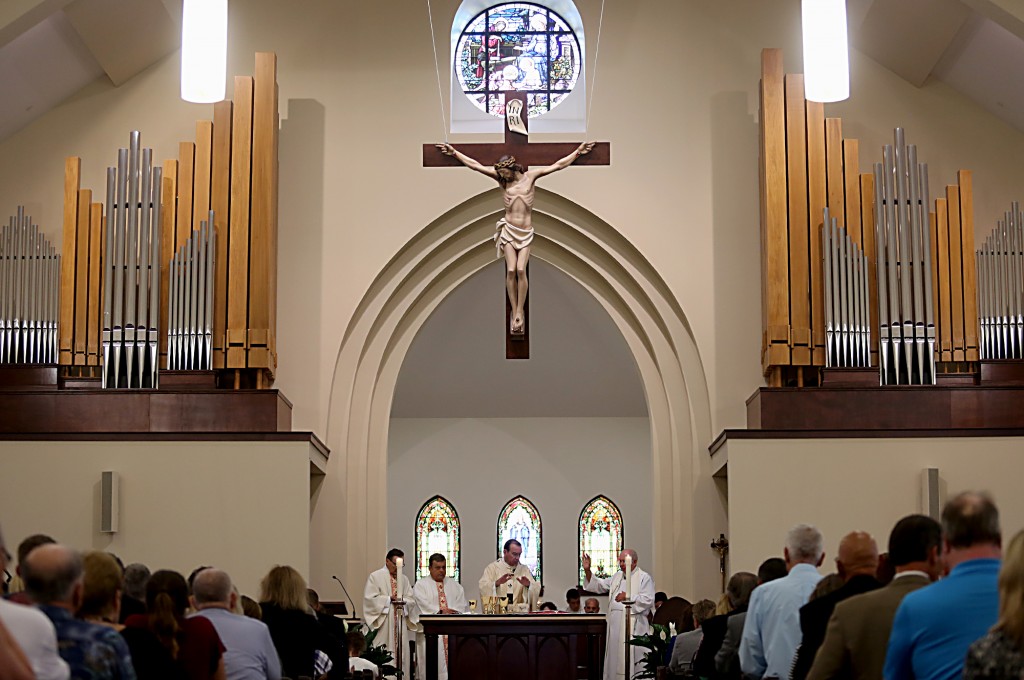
[314, 188, 717, 596]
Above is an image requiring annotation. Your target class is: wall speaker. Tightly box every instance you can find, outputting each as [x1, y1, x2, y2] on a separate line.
[921, 467, 940, 520]
[101, 471, 120, 533]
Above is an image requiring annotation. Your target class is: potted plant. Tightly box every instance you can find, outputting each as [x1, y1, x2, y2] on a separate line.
[628, 623, 672, 679]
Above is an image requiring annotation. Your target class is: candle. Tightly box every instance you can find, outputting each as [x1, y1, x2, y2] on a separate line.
[624, 553, 632, 600]
[394, 556, 404, 597]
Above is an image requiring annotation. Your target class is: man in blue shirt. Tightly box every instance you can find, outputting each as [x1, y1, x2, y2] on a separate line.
[740, 524, 825, 679]
[884, 491, 1001, 680]
[190, 568, 282, 680]
[22, 544, 136, 679]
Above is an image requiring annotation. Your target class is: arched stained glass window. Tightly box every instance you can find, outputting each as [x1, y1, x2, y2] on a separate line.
[415, 496, 461, 582]
[455, 2, 582, 118]
[578, 495, 623, 585]
[496, 495, 542, 582]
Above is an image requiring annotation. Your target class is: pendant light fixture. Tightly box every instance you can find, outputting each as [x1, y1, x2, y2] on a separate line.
[802, 0, 850, 103]
[181, 0, 228, 103]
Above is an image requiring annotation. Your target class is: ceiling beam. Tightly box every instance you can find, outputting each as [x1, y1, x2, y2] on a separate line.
[961, 0, 1024, 40]
[853, 0, 971, 87]
[63, 0, 178, 86]
[0, 0, 72, 48]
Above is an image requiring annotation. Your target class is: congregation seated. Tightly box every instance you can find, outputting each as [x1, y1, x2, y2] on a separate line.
[652, 595, 694, 633]
[565, 587, 581, 613]
[965, 528, 1024, 680]
[538, 601, 558, 611]
[584, 597, 600, 613]
[690, 570, 757, 680]
[123, 569, 226, 680]
[259, 565, 347, 679]
[191, 567, 282, 680]
[5, 533, 56, 605]
[119, 563, 150, 624]
[667, 598, 715, 674]
[23, 543, 136, 679]
[346, 630, 379, 678]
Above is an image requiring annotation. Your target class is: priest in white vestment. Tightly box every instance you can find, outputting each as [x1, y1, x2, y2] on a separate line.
[477, 539, 541, 607]
[363, 548, 418, 677]
[583, 549, 655, 680]
[411, 553, 467, 680]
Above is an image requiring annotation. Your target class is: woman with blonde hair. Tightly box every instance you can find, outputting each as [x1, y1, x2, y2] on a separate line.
[965, 529, 1024, 679]
[259, 565, 347, 678]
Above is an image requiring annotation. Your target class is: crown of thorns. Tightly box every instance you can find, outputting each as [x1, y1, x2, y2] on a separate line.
[494, 156, 518, 169]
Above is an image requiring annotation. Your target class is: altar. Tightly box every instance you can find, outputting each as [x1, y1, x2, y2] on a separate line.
[420, 614, 606, 680]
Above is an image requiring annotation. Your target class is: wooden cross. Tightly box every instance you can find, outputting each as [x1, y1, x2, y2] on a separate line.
[423, 91, 611, 359]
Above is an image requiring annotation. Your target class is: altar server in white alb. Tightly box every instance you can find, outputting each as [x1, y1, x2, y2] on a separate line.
[583, 549, 655, 680]
[478, 539, 541, 607]
[412, 553, 467, 680]
[363, 548, 418, 677]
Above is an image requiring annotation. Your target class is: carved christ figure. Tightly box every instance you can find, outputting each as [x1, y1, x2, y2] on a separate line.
[436, 141, 596, 334]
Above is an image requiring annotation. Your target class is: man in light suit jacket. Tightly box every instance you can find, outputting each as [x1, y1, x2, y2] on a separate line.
[805, 515, 943, 680]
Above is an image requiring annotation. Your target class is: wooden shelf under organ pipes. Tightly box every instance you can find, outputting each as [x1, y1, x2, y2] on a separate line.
[167, 213, 215, 371]
[759, 48, 878, 386]
[101, 131, 162, 389]
[1, 207, 59, 364]
[977, 203, 1024, 360]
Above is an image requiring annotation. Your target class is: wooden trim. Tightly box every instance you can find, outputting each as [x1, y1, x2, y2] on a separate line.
[227, 76, 254, 369]
[192, 121, 214, 228]
[761, 49, 790, 368]
[959, 171, 979, 360]
[825, 118, 845, 227]
[710, 426, 1024, 455]
[947, 186, 965, 361]
[159, 160, 178, 368]
[59, 158, 81, 365]
[936, 199, 952, 361]
[176, 142, 195, 250]
[212, 100, 233, 370]
[843, 139, 861, 246]
[86, 203, 103, 366]
[73, 189, 91, 365]
[785, 74, 810, 365]
[249, 52, 278, 370]
[806, 101, 827, 365]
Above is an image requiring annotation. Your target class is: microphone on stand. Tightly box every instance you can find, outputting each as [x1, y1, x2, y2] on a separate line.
[332, 574, 358, 619]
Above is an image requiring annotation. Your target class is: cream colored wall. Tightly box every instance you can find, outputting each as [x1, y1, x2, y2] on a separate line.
[0, 440, 312, 595]
[2, 0, 1024, 595]
[721, 436, 1024, 577]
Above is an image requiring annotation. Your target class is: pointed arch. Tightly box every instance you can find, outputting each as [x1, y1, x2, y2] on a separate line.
[578, 495, 623, 585]
[315, 187, 717, 597]
[496, 495, 543, 582]
[415, 495, 461, 581]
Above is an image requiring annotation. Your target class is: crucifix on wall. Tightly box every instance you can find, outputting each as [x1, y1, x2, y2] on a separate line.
[423, 91, 610, 359]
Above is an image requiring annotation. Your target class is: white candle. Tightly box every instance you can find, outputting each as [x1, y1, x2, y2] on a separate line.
[394, 557, 404, 597]
[624, 553, 633, 600]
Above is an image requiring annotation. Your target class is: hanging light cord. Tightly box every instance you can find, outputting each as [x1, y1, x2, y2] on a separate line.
[426, 0, 449, 144]
[586, 0, 608, 134]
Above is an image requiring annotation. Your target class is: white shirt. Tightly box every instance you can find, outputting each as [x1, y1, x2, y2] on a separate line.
[0, 598, 70, 680]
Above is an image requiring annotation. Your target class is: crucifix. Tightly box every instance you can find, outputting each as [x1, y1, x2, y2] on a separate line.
[423, 91, 610, 359]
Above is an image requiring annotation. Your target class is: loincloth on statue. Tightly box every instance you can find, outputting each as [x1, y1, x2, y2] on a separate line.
[493, 218, 534, 259]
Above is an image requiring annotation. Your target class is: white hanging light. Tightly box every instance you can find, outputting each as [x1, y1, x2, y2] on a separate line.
[802, 0, 850, 103]
[181, 0, 228, 103]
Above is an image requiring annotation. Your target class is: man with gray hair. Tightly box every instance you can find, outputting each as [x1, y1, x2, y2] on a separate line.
[740, 524, 825, 679]
[0, 525, 69, 680]
[583, 548, 656, 680]
[118, 563, 149, 623]
[190, 568, 282, 680]
[884, 492, 1001, 680]
[23, 543, 134, 679]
